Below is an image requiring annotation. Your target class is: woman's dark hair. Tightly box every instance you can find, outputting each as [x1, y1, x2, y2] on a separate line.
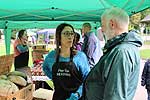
[75, 32, 80, 44]
[55, 23, 76, 61]
[55, 23, 75, 47]
[18, 30, 26, 39]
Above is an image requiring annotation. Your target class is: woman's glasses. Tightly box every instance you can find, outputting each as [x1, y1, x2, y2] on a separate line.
[62, 31, 75, 37]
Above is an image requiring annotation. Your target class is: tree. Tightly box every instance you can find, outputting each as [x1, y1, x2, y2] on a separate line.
[141, 8, 150, 19]
[129, 8, 150, 32]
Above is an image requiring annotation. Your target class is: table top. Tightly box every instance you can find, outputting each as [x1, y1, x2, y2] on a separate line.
[32, 76, 50, 81]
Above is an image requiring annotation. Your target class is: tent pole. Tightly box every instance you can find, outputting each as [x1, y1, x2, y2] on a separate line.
[4, 28, 12, 54]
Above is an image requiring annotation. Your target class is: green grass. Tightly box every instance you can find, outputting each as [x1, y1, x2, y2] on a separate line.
[141, 40, 150, 59]
[140, 49, 150, 59]
[144, 41, 150, 45]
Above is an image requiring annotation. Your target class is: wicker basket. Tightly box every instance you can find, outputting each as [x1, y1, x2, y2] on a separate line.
[0, 54, 14, 75]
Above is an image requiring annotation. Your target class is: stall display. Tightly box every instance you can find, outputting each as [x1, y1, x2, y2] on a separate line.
[31, 49, 52, 90]
[0, 54, 34, 100]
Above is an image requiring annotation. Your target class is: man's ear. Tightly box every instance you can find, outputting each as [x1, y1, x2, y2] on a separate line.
[109, 19, 116, 29]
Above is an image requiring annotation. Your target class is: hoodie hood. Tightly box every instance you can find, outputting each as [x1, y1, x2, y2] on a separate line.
[103, 30, 143, 54]
[123, 30, 143, 47]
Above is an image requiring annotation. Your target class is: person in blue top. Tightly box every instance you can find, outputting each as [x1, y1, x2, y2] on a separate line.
[42, 23, 90, 100]
[141, 59, 150, 100]
[82, 7, 143, 100]
[81, 23, 103, 68]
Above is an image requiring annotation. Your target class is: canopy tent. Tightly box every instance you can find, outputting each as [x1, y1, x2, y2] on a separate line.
[0, 0, 150, 22]
[36, 29, 56, 44]
[141, 14, 150, 23]
[37, 29, 56, 35]
[0, 0, 150, 54]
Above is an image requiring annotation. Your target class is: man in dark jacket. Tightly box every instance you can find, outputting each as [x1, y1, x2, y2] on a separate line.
[82, 7, 143, 100]
[141, 59, 150, 100]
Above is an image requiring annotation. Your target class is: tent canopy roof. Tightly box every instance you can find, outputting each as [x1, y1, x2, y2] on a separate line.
[1, 0, 150, 54]
[0, 0, 150, 22]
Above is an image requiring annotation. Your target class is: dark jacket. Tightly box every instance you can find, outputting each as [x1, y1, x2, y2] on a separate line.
[141, 59, 150, 88]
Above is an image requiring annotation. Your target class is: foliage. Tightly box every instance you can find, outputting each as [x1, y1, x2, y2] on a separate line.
[141, 8, 150, 19]
[129, 8, 150, 31]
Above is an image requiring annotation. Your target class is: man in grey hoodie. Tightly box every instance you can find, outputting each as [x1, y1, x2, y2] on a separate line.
[82, 7, 143, 100]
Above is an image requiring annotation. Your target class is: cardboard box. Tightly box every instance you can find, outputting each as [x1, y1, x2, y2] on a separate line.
[0, 84, 34, 100]
[32, 50, 49, 62]
[32, 44, 47, 51]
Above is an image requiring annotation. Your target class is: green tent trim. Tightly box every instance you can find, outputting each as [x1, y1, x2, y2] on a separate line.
[0, 0, 150, 54]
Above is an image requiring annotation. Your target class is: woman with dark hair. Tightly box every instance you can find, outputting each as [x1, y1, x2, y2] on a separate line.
[42, 23, 90, 100]
[74, 32, 82, 51]
[13, 29, 29, 70]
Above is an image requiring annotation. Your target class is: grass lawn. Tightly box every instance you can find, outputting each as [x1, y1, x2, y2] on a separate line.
[141, 40, 150, 59]
[140, 49, 150, 59]
[1, 43, 150, 70]
[144, 41, 150, 45]
[1, 45, 150, 60]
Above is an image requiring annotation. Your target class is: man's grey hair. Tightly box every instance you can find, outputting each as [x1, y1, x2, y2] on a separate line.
[101, 7, 129, 27]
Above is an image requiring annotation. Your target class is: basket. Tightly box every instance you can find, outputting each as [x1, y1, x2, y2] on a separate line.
[0, 54, 14, 75]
